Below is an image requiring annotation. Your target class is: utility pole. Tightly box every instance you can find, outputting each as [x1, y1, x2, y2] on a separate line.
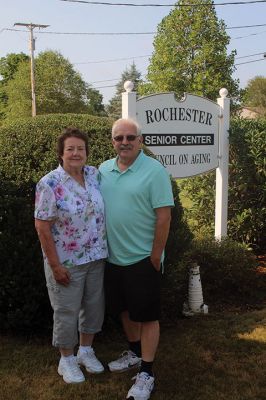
[14, 23, 49, 117]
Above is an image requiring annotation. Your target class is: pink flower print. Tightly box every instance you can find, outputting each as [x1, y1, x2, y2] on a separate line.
[64, 241, 79, 252]
[85, 235, 98, 249]
[54, 185, 65, 200]
[65, 226, 76, 237]
[35, 191, 40, 204]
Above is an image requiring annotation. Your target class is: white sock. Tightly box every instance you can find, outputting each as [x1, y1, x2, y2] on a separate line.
[79, 345, 92, 353]
[61, 354, 75, 361]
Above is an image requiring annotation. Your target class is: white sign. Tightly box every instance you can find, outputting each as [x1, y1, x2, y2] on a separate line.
[136, 93, 220, 178]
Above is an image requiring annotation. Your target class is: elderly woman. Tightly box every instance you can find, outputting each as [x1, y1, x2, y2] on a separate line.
[35, 127, 108, 384]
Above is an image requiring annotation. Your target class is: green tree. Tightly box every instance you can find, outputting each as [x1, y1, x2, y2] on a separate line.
[140, 0, 239, 101]
[0, 53, 29, 120]
[87, 87, 107, 116]
[243, 76, 266, 116]
[4, 50, 105, 119]
[107, 62, 142, 119]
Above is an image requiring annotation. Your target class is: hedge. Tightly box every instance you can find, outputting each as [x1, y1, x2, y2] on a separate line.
[0, 114, 192, 332]
[0, 113, 115, 183]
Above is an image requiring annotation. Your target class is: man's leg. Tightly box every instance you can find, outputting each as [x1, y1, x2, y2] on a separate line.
[140, 320, 160, 362]
[121, 310, 142, 358]
[126, 321, 158, 399]
[121, 311, 141, 341]
[108, 311, 142, 372]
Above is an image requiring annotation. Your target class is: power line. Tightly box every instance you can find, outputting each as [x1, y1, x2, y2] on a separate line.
[3, 27, 265, 66]
[4, 24, 266, 36]
[93, 84, 118, 88]
[232, 29, 266, 39]
[235, 58, 266, 65]
[236, 51, 266, 58]
[92, 58, 265, 89]
[74, 54, 151, 64]
[227, 23, 266, 29]
[3, 28, 155, 35]
[75, 51, 266, 65]
[91, 78, 121, 83]
[60, 0, 174, 5]
[60, 0, 266, 7]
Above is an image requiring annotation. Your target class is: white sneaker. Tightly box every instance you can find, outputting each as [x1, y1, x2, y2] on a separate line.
[58, 356, 85, 384]
[108, 350, 141, 373]
[77, 347, 104, 374]
[126, 372, 155, 400]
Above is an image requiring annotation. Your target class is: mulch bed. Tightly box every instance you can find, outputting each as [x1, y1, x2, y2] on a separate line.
[257, 254, 266, 274]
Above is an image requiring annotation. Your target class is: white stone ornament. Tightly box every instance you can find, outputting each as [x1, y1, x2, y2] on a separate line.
[219, 88, 228, 98]
[124, 80, 134, 92]
[183, 264, 208, 316]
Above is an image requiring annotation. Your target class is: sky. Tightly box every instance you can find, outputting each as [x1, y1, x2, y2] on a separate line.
[0, 0, 265, 104]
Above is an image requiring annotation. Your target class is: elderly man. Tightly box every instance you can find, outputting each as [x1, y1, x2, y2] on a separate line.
[99, 118, 174, 400]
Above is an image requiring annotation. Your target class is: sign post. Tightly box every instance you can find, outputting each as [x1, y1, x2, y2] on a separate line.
[215, 89, 230, 239]
[122, 82, 230, 239]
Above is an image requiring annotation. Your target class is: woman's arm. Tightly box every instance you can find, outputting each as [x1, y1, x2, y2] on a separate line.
[35, 219, 70, 286]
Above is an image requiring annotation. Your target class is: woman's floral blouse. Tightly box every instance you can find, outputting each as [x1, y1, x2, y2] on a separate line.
[35, 165, 108, 268]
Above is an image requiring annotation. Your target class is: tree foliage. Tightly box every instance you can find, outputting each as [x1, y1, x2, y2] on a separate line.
[87, 87, 107, 116]
[0, 53, 29, 120]
[0, 52, 29, 83]
[140, 0, 239, 101]
[243, 76, 266, 116]
[180, 118, 266, 251]
[106, 62, 142, 119]
[3, 50, 105, 120]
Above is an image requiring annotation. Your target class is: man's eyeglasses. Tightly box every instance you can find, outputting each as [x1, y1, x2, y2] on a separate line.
[113, 135, 139, 142]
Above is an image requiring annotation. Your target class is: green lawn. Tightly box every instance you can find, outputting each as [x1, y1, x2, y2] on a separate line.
[1, 308, 266, 400]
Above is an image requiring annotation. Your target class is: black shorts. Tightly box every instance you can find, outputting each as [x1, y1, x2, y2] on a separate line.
[104, 257, 161, 322]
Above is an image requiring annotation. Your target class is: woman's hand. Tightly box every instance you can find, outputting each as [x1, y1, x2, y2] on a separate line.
[35, 219, 71, 285]
[52, 265, 71, 286]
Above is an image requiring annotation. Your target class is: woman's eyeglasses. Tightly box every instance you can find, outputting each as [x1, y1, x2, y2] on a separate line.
[113, 135, 139, 142]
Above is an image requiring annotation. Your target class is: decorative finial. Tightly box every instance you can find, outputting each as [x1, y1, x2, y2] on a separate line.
[124, 80, 134, 92]
[219, 88, 228, 98]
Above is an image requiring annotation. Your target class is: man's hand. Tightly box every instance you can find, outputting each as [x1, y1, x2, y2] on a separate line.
[150, 255, 161, 272]
[52, 265, 71, 286]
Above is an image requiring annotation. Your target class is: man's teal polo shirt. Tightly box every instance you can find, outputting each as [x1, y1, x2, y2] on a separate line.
[99, 150, 174, 266]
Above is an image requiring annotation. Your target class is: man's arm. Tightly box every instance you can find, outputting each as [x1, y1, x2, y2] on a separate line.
[35, 219, 70, 286]
[150, 206, 172, 271]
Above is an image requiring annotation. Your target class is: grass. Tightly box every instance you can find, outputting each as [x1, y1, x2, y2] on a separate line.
[1, 308, 266, 400]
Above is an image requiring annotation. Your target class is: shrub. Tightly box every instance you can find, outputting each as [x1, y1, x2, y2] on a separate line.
[161, 237, 265, 320]
[166, 178, 193, 266]
[0, 181, 51, 332]
[180, 117, 266, 252]
[178, 237, 264, 306]
[0, 114, 191, 332]
[0, 113, 115, 183]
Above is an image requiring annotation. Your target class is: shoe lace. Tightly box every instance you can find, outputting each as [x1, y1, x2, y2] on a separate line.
[66, 357, 82, 377]
[132, 372, 151, 390]
[85, 347, 95, 356]
[118, 350, 134, 364]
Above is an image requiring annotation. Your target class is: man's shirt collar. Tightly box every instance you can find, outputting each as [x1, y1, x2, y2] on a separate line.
[110, 150, 144, 173]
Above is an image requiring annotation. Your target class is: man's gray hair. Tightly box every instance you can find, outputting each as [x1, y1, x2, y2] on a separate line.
[112, 118, 141, 137]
